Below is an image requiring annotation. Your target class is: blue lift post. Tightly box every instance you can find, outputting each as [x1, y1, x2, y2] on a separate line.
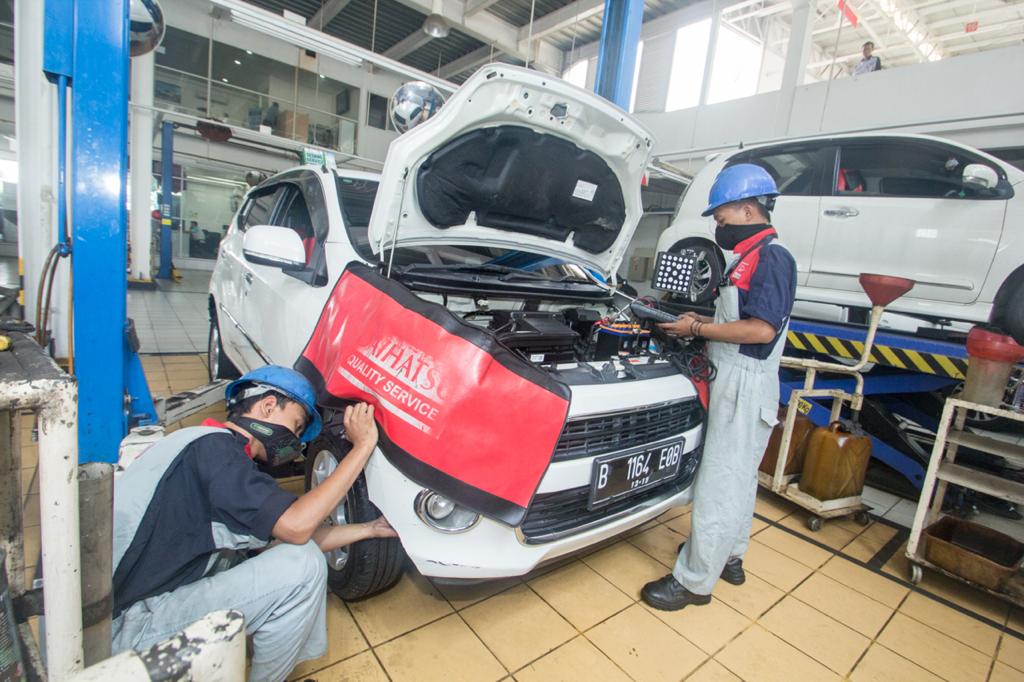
[594, 0, 645, 108]
[44, 0, 157, 463]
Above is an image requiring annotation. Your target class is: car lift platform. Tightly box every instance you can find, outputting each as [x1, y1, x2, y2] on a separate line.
[781, 317, 974, 490]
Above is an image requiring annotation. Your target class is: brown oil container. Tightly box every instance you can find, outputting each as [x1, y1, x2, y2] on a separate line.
[759, 407, 814, 477]
[798, 421, 872, 501]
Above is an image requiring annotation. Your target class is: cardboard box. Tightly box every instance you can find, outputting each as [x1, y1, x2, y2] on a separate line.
[276, 111, 309, 141]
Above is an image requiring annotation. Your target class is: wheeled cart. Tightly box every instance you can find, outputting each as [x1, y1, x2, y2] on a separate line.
[905, 398, 1024, 604]
[759, 274, 915, 530]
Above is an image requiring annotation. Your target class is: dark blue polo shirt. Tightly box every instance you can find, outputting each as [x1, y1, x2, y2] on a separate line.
[725, 228, 797, 360]
[112, 423, 297, 618]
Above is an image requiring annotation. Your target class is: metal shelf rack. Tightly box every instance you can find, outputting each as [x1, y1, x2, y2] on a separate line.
[905, 398, 1024, 602]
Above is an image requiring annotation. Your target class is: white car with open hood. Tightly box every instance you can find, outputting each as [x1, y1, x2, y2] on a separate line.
[208, 65, 705, 599]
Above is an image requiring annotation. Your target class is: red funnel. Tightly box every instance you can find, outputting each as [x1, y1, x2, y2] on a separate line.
[859, 274, 915, 307]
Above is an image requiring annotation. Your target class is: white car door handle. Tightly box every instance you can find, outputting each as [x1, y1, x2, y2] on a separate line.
[823, 207, 859, 218]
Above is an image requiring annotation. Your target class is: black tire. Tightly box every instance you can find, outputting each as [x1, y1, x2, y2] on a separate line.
[991, 277, 1024, 346]
[208, 314, 240, 381]
[304, 428, 405, 601]
[669, 241, 723, 305]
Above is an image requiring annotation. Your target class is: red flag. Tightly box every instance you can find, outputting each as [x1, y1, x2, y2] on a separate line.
[838, 0, 859, 27]
[965, 21, 979, 33]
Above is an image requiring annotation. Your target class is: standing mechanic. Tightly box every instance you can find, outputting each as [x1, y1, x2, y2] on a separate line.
[641, 164, 797, 610]
[111, 366, 395, 681]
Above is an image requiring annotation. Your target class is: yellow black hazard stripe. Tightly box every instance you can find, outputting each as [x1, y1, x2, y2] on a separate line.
[785, 331, 969, 380]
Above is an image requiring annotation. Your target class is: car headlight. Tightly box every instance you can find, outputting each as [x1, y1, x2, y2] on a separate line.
[415, 490, 480, 533]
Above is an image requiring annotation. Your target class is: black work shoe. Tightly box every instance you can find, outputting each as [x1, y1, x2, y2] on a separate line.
[676, 542, 746, 586]
[641, 574, 712, 611]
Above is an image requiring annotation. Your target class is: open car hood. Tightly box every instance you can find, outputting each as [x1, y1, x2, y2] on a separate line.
[367, 64, 654, 278]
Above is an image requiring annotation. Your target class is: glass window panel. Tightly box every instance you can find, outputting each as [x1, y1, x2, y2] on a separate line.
[0, 24, 13, 65]
[155, 66, 211, 118]
[334, 177, 379, 261]
[211, 41, 296, 99]
[155, 26, 209, 78]
[707, 25, 762, 104]
[562, 60, 588, 89]
[367, 94, 393, 131]
[666, 19, 712, 111]
[730, 144, 826, 196]
[296, 68, 360, 120]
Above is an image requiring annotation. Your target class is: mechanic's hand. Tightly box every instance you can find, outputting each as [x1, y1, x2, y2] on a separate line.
[365, 516, 398, 539]
[658, 315, 701, 338]
[344, 403, 379, 450]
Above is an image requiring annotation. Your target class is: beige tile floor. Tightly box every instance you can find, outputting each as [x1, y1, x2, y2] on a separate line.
[13, 353, 1024, 681]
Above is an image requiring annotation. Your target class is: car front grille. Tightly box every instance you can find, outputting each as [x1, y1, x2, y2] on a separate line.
[553, 399, 703, 462]
[520, 446, 702, 544]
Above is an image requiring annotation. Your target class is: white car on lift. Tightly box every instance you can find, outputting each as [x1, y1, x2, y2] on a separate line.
[208, 65, 705, 599]
[657, 133, 1024, 344]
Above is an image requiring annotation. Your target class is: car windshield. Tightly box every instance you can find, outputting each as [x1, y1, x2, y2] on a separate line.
[335, 174, 596, 284]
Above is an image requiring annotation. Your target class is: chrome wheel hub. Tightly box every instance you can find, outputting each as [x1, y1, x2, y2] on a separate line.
[311, 449, 349, 571]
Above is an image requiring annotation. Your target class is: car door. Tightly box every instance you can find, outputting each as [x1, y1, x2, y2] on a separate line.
[728, 142, 832, 285]
[244, 171, 337, 366]
[809, 138, 1008, 305]
[216, 184, 287, 371]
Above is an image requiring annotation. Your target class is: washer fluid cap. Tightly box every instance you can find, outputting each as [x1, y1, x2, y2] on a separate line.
[966, 326, 1024, 363]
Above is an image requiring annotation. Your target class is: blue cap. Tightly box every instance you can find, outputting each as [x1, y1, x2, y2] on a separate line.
[702, 163, 780, 217]
[226, 366, 322, 443]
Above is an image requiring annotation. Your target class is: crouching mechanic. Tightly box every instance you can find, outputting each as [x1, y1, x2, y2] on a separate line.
[642, 164, 796, 610]
[111, 366, 396, 681]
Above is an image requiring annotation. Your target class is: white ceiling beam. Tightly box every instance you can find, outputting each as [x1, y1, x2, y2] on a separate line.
[383, 30, 435, 59]
[463, 0, 502, 18]
[933, 18, 1024, 43]
[928, 5, 1024, 31]
[917, 0, 992, 17]
[389, 0, 564, 74]
[306, 0, 353, 29]
[943, 32, 1024, 52]
[437, 44, 498, 78]
[516, 0, 604, 42]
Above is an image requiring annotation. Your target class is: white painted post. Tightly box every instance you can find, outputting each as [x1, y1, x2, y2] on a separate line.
[129, 52, 156, 283]
[774, 0, 817, 135]
[37, 378, 83, 678]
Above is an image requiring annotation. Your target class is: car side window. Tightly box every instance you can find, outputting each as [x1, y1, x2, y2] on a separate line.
[335, 176, 380, 262]
[837, 142, 1012, 199]
[729, 145, 826, 197]
[271, 187, 316, 269]
[239, 186, 285, 231]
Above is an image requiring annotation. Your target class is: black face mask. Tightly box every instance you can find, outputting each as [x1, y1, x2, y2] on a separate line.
[715, 223, 771, 251]
[229, 416, 303, 467]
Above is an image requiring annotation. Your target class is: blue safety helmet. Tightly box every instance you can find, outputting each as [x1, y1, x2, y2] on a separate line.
[701, 163, 780, 217]
[225, 366, 322, 443]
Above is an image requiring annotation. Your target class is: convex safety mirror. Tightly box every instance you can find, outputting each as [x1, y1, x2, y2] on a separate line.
[243, 225, 307, 272]
[129, 0, 165, 57]
[389, 82, 445, 134]
[963, 164, 998, 190]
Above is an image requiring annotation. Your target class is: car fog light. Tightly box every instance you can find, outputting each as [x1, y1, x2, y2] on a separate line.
[415, 490, 480, 533]
[426, 493, 455, 520]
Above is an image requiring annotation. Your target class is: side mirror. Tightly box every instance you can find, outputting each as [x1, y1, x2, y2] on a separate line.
[963, 164, 998, 190]
[243, 225, 306, 271]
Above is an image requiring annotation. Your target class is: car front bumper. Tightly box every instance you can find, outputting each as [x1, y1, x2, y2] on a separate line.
[365, 419, 702, 580]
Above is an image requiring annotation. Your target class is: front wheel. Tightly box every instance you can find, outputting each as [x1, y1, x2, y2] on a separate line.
[304, 429, 405, 601]
[208, 316, 240, 381]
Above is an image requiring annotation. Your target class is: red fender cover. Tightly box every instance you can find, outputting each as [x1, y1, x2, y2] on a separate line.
[295, 264, 572, 526]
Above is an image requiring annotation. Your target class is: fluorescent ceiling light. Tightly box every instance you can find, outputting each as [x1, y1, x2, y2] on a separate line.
[208, 0, 456, 93]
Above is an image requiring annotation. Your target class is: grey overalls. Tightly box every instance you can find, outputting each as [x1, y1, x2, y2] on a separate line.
[672, 241, 791, 595]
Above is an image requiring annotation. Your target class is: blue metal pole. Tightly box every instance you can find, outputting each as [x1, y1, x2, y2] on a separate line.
[593, 0, 645, 109]
[157, 120, 174, 280]
[71, 0, 130, 463]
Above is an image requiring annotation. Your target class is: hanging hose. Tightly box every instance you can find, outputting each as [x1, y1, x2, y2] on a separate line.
[35, 74, 72, 350]
[34, 245, 59, 346]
